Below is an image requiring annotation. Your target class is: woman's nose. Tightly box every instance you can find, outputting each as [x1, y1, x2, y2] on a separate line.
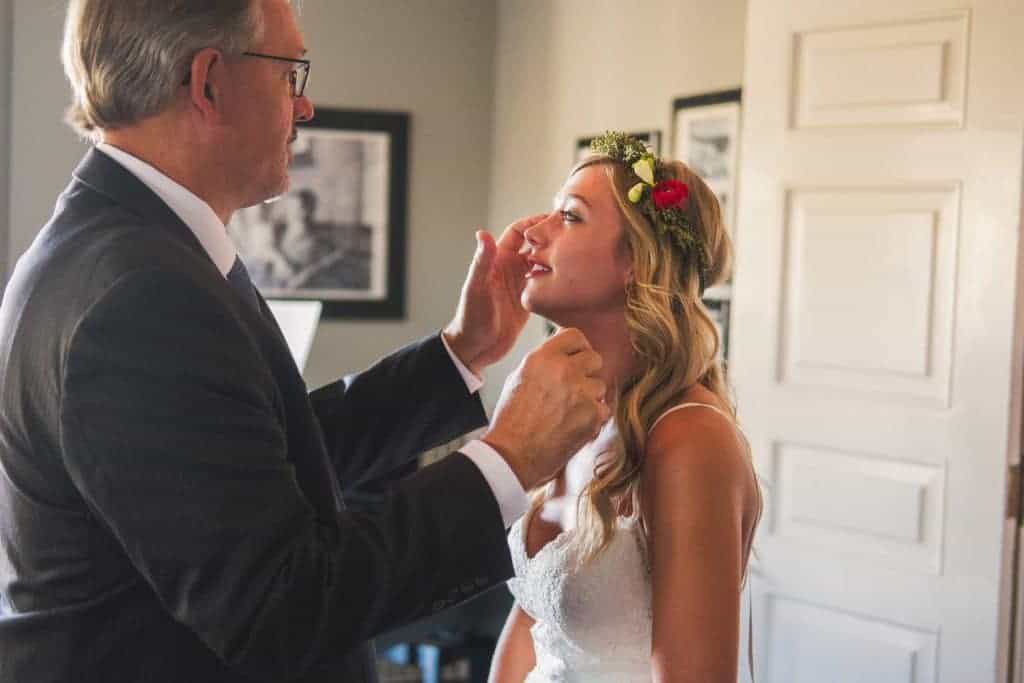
[522, 214, 553, 248]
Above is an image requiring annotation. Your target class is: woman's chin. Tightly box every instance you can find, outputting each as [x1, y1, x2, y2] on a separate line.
[522, 293, 549, 318]
[524, 299, 567, 328]
[524, 289, 591, 328]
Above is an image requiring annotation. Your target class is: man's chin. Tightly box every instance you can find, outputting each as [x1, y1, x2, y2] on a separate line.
[242, 178, 291, 209]
[239, 194, 281, 210]
[272, 174, 291, 199]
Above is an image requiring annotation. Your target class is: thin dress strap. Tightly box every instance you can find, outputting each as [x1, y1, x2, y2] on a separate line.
[648, 401, 733, 434]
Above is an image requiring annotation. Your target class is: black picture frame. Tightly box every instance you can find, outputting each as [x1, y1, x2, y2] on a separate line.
[227, 108, 409, 319]
[672, 88, 742, 236]
[673, 89, 742, 367]
[575, 130, 662, 163]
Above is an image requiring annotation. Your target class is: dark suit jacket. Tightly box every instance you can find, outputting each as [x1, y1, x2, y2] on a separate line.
[0, 149, 514, 682]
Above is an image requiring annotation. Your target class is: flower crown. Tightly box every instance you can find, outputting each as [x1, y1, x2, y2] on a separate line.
[588, 131, 710, 291]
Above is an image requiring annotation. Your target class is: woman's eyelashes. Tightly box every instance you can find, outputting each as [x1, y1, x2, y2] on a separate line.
[551, 194, 582, 223]
[559, 208, 581, 223]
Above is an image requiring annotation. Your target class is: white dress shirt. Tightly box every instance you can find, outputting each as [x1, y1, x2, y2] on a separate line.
[95, 142, 527, 528]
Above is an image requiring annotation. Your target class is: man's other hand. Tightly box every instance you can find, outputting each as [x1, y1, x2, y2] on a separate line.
[482, 328, 611, 490]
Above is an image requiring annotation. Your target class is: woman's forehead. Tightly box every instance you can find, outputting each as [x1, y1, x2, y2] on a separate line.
[561, 165, 614, 204]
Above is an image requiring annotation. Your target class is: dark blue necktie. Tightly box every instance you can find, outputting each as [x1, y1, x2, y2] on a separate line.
[226, 256, 260, 311]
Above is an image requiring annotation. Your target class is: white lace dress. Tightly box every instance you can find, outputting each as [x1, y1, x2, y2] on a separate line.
[506, 513, 653, 682]
[504, 402, 748, 682]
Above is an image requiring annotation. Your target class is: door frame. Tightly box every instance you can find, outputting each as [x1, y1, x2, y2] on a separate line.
[998, 141, 1024, 683]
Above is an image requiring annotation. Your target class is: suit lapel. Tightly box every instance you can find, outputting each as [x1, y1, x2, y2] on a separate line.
[73, 148, 272, 330]
[253, 288, 347, 513]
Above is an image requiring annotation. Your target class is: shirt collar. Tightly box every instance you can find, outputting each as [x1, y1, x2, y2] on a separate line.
[95, 142, 238, 277]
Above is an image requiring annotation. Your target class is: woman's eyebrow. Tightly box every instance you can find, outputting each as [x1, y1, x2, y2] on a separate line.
[553, 193, 591, 207]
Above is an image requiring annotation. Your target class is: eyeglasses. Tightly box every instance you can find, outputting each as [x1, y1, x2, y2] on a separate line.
[181, 51, 311, 99]
[242, 51, 311, 98]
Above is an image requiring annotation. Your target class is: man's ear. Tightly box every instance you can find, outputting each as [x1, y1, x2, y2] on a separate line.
[185, 48, 224, 120]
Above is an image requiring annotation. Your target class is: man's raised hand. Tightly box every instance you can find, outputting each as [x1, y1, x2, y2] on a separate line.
[443, 214, 547, 376]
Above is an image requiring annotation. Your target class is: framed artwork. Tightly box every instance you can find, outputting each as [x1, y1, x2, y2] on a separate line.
[672, 89, 741, 235]
[228, 108, 409, 319]
[703, 297, 732, 364]
[575, 130, 661, 164]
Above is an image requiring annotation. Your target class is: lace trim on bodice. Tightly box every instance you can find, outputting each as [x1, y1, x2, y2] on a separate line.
[506, 514, 653, 682]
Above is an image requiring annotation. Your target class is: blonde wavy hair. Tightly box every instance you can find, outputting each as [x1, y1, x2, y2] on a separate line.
[528, 154, 735, 565]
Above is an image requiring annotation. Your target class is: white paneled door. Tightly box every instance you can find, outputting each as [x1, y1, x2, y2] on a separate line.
[732, 2, 1024, 682]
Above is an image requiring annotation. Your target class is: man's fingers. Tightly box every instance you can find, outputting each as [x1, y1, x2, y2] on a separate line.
[462, 230, 496, 292]
[495, 223, 525, 253]
[475, 230, 496, 269]
[570, 349, 604, 378]
[510, 213, 548, 233]
[475, 229, 494, 249]
[543, 327, 592, 355]
[582, 377, 607, 403]
[488, 223, 531, 287]
[498, 213, 546, 252]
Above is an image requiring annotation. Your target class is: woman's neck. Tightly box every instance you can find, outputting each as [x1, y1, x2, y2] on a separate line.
[555, 309, 636, 398]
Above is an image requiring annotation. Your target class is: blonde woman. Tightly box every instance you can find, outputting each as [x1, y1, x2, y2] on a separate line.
[489, 133, 761, 683]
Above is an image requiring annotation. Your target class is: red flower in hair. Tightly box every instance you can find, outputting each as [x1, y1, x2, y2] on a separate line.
[652, 179, 689, 210]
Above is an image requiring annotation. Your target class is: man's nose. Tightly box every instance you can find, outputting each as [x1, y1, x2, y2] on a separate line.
[294, 95, 314, 123]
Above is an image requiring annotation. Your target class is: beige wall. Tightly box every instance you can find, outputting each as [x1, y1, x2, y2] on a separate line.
[0, 0, 12, 287]
[8, 1, 91, 286]
[4, 0, 497, 390]
[482, 0, 748, 407]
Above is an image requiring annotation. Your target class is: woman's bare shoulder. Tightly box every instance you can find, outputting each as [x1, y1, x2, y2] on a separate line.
[643, 389, 758, 513]
[649, 387, 741, 456]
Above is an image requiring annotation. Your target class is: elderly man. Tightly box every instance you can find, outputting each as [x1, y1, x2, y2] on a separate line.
[0, 1, 608, 682]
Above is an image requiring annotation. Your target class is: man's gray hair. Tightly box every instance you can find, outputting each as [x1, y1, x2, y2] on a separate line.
[61, 0, 265, 140]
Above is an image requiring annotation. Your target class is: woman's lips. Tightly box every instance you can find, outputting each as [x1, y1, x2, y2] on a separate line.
[525, 262, 552, 279]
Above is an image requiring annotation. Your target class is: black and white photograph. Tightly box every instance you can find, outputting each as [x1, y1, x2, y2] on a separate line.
[672, 89, 741, 235]
[228, 108, 409, 318]
[575, 130, 661, 164]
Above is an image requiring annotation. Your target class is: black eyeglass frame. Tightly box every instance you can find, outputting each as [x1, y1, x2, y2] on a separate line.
[181, 50, 311, 98]
[241, 51, 311, 98]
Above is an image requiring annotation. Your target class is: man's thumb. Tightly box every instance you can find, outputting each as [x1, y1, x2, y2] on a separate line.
[467, 230, 496, 287]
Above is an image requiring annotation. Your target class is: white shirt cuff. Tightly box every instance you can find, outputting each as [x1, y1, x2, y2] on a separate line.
[460, 439, 528, 528]
[441, 333, 484, 395]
